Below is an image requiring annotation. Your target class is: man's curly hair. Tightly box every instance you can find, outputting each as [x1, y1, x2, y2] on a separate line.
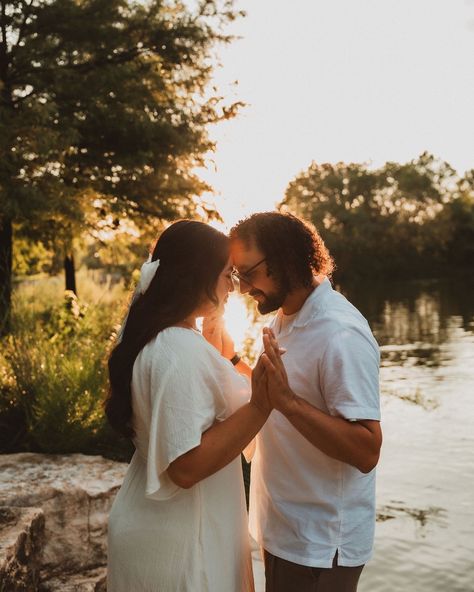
[230, 212, 334, 292]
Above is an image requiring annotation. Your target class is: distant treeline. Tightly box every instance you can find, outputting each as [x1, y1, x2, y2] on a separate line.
[282, 152, 474, 279]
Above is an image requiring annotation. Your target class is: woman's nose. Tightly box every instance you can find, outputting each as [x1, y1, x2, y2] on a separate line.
[237, 277, 251, 294]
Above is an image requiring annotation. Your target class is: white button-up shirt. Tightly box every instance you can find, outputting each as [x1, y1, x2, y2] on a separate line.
[249, 278, 381, 568]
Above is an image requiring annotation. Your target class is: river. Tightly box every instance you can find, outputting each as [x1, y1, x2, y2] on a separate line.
[343, 276, 474, 592]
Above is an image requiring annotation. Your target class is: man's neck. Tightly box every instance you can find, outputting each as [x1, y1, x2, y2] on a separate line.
[281, 276, 324, 315]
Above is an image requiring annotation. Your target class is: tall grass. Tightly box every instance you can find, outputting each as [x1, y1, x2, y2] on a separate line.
[0, 270, 134, 461]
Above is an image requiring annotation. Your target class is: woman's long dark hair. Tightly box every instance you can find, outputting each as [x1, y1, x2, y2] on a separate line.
[106, 220, 229, 438]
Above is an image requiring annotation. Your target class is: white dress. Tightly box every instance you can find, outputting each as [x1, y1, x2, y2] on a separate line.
[107, 327, 254, 592]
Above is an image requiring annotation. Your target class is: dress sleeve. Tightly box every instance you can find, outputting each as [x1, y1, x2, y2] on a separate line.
[319, 327, 381, 421]
[145, 343, 227, 500]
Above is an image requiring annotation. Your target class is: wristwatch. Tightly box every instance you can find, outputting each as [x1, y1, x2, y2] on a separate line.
[230, 353, 241, 366]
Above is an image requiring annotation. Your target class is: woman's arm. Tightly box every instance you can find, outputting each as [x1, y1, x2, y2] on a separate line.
[167, 357, 270, 488]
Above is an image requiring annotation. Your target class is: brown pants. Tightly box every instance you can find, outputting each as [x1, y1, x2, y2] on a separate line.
[263, 549, 364, 592]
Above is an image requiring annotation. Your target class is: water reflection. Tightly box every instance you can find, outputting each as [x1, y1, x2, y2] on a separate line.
[338, 275, 474, 345]
[382, 385, 439, 411]
[377, 503, 447, 528]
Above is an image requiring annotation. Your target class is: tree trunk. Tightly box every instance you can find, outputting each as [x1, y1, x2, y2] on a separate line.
[0, 217, 13, 336]
[64, 252, 77, 295]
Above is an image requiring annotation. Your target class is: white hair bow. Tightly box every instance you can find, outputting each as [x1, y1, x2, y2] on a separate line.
[115, 256, 160, 343]
[137, 256, 160, 295]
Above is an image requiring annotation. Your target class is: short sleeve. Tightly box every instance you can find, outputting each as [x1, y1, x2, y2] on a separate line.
[145, 343, 226, 501]
[320, 327, 381, 421]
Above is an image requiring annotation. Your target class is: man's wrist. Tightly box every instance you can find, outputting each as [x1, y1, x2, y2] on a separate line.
[249, 398, 271, 420]
[277, 389, 300, 417]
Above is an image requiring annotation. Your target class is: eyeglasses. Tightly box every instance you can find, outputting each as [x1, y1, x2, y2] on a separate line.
[231, 257, 267, 286]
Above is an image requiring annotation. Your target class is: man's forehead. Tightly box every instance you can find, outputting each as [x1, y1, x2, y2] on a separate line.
[230, 237, 262, 265]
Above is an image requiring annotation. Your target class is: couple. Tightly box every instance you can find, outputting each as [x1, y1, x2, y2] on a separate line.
[106, 212, 382, 592]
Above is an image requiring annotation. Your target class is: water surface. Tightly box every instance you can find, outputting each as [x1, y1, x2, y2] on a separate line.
[343, 277, 474, 592]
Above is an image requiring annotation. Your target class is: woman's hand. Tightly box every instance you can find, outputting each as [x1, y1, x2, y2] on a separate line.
[202, 315, 235, 360]
[202, 315, 224, 353]
[220, 324, 235, 360]
[261, 327, 296, 414]
[250, 352, 272, 417]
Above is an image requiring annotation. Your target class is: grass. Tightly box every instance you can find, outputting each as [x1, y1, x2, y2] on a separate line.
[0, 269, 134, 461]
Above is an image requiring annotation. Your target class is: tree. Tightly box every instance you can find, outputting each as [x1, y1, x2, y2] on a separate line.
[281, 153, 459, 277]
[439, 170, 474, 268]
[0, 0, 243, 333]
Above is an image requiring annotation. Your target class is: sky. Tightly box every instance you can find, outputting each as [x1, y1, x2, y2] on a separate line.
[198, 0, 474, 228]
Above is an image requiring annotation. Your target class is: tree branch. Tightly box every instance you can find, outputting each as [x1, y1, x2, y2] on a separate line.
[0, 1, 8, 66]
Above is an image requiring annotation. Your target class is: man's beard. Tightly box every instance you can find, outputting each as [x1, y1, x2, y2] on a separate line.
[250, 286, 288, 315]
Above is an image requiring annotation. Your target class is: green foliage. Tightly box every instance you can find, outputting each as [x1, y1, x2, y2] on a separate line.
[0, 0, 244, 327]
[12, 236, 55, 276]
[282, 153, 474, 278]
[0, 275, 133, 460]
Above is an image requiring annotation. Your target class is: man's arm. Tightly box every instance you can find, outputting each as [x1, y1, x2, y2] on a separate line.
[261, 329, 382, 473]
[280, 396, 381, 473]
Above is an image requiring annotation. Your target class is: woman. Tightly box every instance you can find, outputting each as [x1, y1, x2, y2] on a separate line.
[106, 220, 269, 591]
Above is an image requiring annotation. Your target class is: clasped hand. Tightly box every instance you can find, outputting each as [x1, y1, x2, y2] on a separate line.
[251, 327, 296, 416]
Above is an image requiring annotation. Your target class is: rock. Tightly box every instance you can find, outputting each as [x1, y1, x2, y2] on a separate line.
[0, 453, 127, 581]
[39, 565, 107, 592]
[0, 505, 45, 591]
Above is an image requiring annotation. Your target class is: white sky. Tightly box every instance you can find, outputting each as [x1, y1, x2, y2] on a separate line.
[198, 0, 474, 228]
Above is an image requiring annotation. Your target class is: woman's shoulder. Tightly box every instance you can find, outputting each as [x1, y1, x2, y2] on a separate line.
[142, 327, 213, 366]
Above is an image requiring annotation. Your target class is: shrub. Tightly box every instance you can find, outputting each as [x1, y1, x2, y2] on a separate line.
[0, 275, 134, 461]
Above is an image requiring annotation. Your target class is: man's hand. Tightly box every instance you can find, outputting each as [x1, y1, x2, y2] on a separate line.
[261, 329, 382, 473]
[261, 327, 297, 414]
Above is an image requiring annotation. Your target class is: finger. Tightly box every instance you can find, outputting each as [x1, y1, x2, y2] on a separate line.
[268, 330, 281, 353]
[260, 353, 277, 374]
[263, 334, 285, 378]
[253, 358, 265, 382]
[263, 334, 278, 364]
[267, 333, 288, 376]
[261, 351, 282, 383]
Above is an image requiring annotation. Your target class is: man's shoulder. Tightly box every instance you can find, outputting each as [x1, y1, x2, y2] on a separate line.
[304, 291, 378, 349]
[308, 290, 367, 329]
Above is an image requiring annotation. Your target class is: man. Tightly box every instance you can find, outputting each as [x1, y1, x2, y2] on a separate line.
[230, 212, 382, 592]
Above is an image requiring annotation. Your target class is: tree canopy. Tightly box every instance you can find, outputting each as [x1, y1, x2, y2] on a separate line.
[282, 153, 474, 278]
[0, 0, 243, 331]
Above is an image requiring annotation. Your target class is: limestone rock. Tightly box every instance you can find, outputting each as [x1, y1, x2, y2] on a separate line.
[0, 505, 45, 591]
[0, 453, 127, 580]
[39, 565, 107, 592]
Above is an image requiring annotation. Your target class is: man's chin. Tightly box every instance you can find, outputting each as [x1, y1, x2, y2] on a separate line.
[256, 297, 284, 315]
[256, 302, 273, 315]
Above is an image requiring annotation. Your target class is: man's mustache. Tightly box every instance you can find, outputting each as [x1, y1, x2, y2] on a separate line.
[249, 290, 265, 298]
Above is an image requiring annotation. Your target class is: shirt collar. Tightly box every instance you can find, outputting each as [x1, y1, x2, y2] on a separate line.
[273, 277, 332, 337]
